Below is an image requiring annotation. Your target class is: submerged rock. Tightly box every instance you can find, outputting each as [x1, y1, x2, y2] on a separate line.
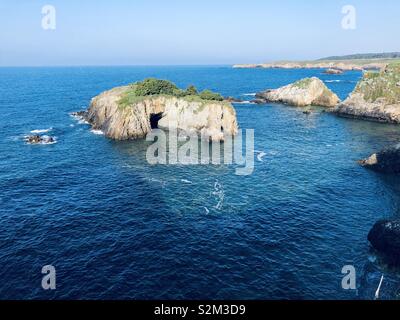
[333, 63, 400, 123]
[255, 77, 340, 108]
[368, 220, 400, 265]
[84, 83, 238, 142]
[358, 144, 400, 173]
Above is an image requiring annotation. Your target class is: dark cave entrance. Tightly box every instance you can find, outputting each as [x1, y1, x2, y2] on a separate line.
[150, 113, 163, 129]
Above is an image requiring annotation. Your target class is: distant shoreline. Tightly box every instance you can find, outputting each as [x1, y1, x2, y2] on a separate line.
[233, 58, 400, 71]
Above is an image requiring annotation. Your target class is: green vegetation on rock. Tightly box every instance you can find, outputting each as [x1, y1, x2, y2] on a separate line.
[293, 78, 313, 89]
[118, 78, 225, 108]
[355, 63, 400, 104]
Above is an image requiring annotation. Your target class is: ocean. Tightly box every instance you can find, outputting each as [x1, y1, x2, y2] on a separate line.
[0, 66, 400, 300]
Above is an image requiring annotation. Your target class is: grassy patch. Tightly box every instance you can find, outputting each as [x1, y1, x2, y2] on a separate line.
[293, 78, 313, 89]
[117, 78, 226, 108]
[355, 63, 400, 104]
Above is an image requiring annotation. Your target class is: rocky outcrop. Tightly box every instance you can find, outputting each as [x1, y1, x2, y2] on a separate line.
[84, 86, 238, 142]
[358, 144, 400, 173]
[25, 135, 55, 145]
[324, 68, 344, 75]
[333, 64, 400, 123]
[255, 77, 340, 107]
[368, 220, 400, 265]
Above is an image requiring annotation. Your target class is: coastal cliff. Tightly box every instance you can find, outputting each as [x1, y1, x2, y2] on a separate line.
[255, 77, 340, 107]
[84, 79, 238, 142]
[333, 63, 400, 123]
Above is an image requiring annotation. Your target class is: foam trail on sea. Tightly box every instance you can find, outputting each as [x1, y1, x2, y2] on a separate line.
[30, 127, 53, 134]
[242, 93, 256, 96]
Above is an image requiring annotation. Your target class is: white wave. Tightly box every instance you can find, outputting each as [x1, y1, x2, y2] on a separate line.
[181, 179, 192, 184]
[234, 100, 254, 104]
[256, 151, 267, 162]
[91, 129, 104, 135]
[212, 181, 225, 210]
[70, 112, 89, 125]
[203, 207, 210, 215]
[242, 93, 256, 96]
[30, 127, 53, 134]
[324, 80, 342, 83]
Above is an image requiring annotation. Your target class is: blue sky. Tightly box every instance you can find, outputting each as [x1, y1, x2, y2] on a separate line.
[0, 0, 399, 66]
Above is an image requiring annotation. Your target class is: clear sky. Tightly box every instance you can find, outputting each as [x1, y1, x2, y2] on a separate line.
[0, 0, 399, 66]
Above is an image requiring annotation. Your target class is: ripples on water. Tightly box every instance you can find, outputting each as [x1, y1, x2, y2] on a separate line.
[0, 66, 399, 299]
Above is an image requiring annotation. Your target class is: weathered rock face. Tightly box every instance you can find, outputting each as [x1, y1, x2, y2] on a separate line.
[84, 86, 238, 141]
[255, 77, 340, 107]
[359, 144, 400, 173]
[333, 64, 400, 123]
[368, 220, 400, 265]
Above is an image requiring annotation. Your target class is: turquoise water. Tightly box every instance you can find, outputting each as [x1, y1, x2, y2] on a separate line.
[0, 66, 400, 300]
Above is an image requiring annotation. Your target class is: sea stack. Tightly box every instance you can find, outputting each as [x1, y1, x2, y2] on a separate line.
[82, 79, 238, 142]
[255, 77, 340, 107]
[333, 63, 400, 123]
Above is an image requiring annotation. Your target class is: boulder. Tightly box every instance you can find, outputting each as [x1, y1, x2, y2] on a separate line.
[255, 77, 340, 108]
[358, 144, 400, 173]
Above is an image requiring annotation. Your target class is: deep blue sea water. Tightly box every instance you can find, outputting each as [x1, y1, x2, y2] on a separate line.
[1, 66, 400, 300]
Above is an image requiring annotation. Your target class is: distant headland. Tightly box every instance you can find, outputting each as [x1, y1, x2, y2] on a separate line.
[233, 52, 400, 71]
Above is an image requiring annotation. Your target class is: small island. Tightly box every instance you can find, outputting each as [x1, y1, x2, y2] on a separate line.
[255, 77, 340, 108]
[80, 79, 238, 142]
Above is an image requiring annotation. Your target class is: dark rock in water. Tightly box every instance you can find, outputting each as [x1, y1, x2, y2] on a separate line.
[359, 144, 400, 173]
[303, 110, 312, 115]
[225, 96, 244, 103]
[26, 135, 55, 145]
[368, 220, 400, 265]
[27, 135, 41, 144]
[252, 98, 267, 104]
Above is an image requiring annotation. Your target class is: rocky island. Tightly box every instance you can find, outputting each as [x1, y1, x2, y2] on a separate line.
[333, 63, 400, 123]
[255, 77, 340, 108]
[80, 79, 238, 142]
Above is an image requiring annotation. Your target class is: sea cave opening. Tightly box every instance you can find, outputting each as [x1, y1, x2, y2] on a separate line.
[150, 113, 163, 129]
